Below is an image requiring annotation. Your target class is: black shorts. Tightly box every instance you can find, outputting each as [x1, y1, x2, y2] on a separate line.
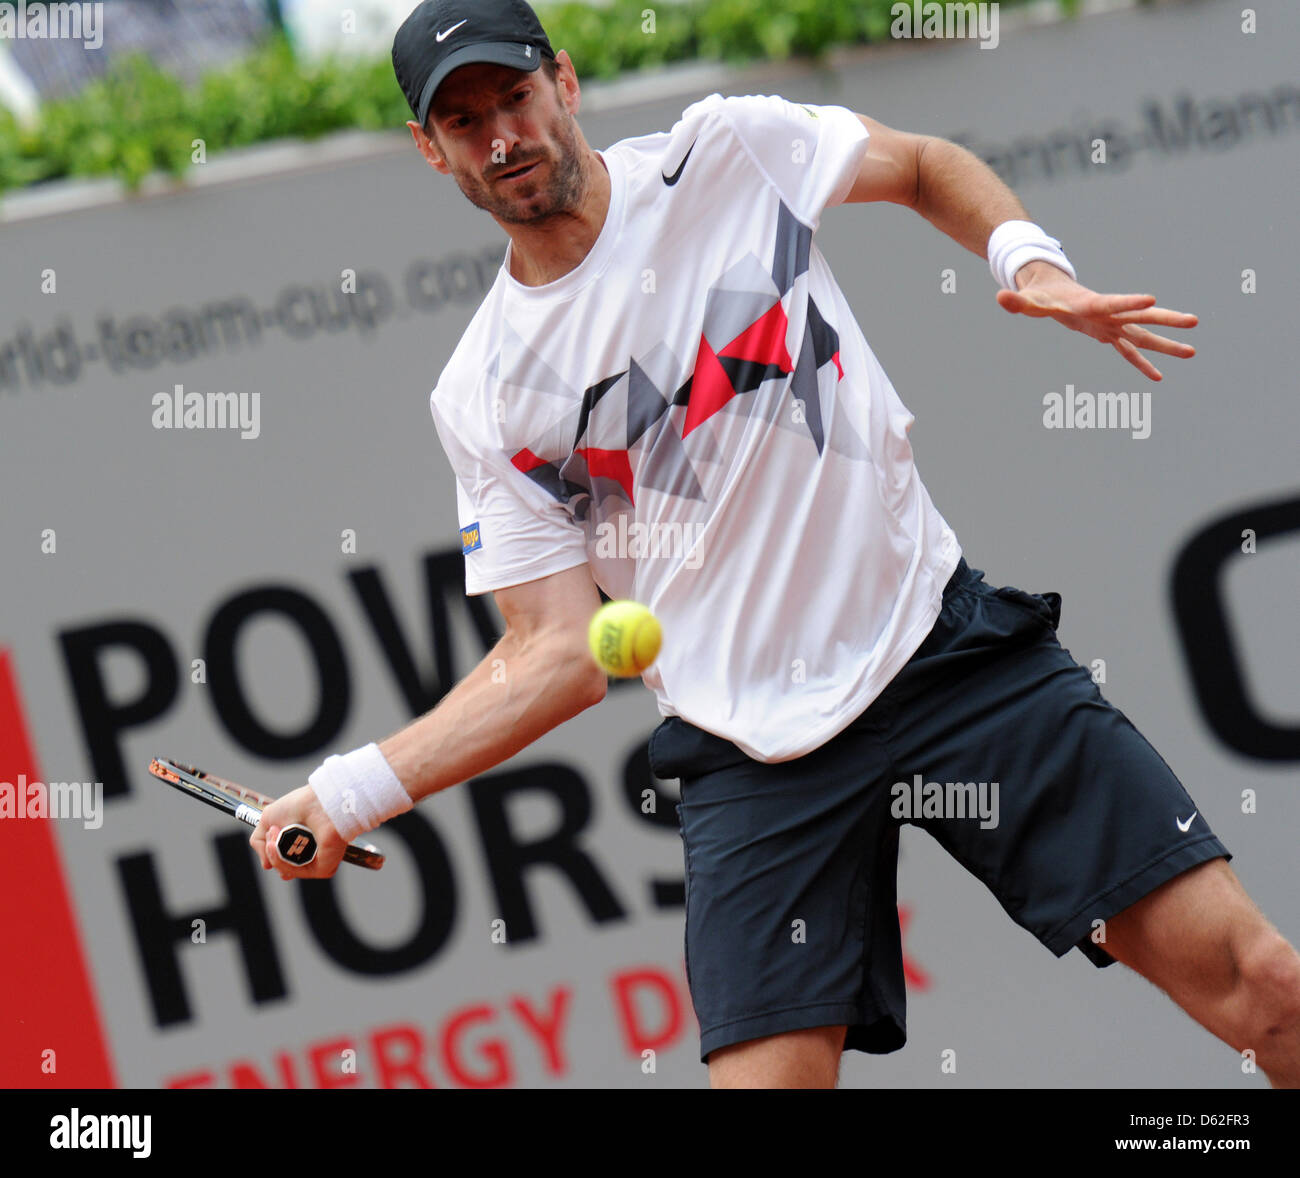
[648, 557, 1231, 1063]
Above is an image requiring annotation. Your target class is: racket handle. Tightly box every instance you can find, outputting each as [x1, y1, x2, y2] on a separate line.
[233, 802, 319, 866]
[274, 824, 319, 866]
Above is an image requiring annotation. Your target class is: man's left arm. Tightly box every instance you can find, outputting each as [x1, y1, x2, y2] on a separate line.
[843, 114, 1197, 382]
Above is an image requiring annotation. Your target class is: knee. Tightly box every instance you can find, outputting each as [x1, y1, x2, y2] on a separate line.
[1234, 931, 1300, 1046]
[708, 1026, 846, 1089]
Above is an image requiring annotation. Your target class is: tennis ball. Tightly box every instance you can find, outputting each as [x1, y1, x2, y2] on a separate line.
[588, 600, 662, 677]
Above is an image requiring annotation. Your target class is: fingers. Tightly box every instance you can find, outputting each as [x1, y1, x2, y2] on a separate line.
[1119, 322, 1196, 359]
[1085, 292, 1157, 315]
[1112, 305, 1198, 329]
[250, 786, 336, 881]
[1002, 287, 1195, 330]
[1002, 288, 1156, 318]
[997, 279, 1198, 381]
[263, 818, 345, 881]
[265, 826, 295, 881]
[1115, 335, 1164, 382]
[249, 819, 270, 870]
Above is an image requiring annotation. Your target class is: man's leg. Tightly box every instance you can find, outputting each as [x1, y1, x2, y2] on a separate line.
[707, 1025, 848, 1089]
[649, 689, 906, 1089]
[1103, 858, 1300, 1087]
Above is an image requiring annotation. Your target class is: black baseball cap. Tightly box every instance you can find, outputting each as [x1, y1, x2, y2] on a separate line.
[393, 0, 556, 131]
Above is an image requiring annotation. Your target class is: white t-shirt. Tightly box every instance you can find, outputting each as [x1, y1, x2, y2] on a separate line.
[430, 92, 962, 762]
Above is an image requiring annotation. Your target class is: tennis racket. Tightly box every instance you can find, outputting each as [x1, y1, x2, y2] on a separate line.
[148, 757, 385, 870]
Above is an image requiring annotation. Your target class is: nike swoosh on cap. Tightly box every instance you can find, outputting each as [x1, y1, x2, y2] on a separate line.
[436, 19, 468, 42]
[662, 139, 697, 186]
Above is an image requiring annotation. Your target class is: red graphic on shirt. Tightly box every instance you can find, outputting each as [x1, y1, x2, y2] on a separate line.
[504, 201, 854, 513]
[718, 300, 795, 371]
[684, 302, 795, 436]
[575, 447, 636, 504]
[511, 448, 549, 474]
[681, 336, 734, 437]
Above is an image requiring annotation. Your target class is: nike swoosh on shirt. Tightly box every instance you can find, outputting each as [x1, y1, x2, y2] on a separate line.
[662, 139, 697, 186]
[1176, 811, 1197, 832]
[436, 19, 468, 41]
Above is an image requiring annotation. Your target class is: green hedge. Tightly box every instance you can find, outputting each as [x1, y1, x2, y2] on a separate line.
[0, 0, 1092, 194]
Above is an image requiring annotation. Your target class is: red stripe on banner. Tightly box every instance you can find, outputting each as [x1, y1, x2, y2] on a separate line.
[0, 647, 117, 1088]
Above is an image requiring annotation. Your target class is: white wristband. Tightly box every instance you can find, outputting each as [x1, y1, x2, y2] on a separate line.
[308, 743, 412, 842]
[987, 219, 1077, 290]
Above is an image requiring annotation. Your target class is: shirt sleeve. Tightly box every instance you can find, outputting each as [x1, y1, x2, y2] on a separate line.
[430, 395, 590, 597]
[707, 94, 870, 229]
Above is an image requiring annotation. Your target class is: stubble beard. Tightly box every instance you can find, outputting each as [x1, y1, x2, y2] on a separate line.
[449, 111, 588, 225]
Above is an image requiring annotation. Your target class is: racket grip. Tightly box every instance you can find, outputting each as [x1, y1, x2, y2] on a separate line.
[233, 802, 319, 866]
[274, 824, 319, 866]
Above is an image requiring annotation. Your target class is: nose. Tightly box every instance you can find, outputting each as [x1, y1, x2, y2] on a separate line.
[484, 114, 524, 170]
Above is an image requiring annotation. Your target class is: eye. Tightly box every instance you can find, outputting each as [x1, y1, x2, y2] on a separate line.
[512, 88, 530, 103]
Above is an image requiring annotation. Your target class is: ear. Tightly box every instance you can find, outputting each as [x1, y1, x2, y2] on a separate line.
[407, 119, 451, 174]
[553, 50, 581, 116]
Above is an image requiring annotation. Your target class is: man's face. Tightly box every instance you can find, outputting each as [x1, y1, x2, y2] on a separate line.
[422, 60, 586, 225]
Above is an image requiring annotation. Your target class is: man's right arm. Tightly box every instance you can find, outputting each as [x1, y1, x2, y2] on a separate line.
[378, 561, 608, 803]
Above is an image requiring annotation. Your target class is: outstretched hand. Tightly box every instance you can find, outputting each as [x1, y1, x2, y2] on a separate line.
[996, 261, 1198, 381]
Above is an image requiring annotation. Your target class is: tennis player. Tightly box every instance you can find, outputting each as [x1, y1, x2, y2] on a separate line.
[252, 0, 1300, 1088]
